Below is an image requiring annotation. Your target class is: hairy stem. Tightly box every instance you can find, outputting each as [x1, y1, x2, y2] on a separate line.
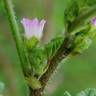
[29, 35, 74, 96]
[40, 35, 74, 90]
[3, 0, 31, 76]
[29, 87, 43, 96]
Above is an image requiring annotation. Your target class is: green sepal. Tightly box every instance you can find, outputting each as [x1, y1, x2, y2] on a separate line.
[25, 76, 41, 90]
[24, 36, 39, 50]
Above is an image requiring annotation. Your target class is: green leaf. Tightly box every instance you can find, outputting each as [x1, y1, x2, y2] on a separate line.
[76, 88, 96, 96]
[64, 0, 79, 25]
[68, 5, 96, 34]
[28, 36, 64, 76]
[64, 0, 96, 35]
[44, 36, 64, 59]
[29, 47, 48, 76]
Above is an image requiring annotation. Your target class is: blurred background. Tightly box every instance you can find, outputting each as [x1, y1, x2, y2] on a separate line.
[0, 0, 96, 96]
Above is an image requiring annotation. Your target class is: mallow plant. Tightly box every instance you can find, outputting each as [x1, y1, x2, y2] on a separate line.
[2, 0, 96, 96]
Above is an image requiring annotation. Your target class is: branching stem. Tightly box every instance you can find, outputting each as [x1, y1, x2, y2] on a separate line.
[3, 0, 96, 96]
[38, 5, 96, 96]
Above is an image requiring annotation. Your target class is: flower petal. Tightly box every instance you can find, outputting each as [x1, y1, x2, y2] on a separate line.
[38, 20, 46, 38]
[40, 20, 46, 31]
[92, 18, 96, 26]
[21, 18, 46, 39]
[30, 18, 39, 27]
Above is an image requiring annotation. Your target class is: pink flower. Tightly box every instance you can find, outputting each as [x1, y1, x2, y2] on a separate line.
[92, 18, 96, 26]
[21, 18, 46, 39]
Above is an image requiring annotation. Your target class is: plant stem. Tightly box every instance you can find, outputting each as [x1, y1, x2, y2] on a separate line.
[40, 35, 74, 90]
[3, 1, 96, 96]
[40, 5, 96, 91]
[3, 0, 31, 76]
[29, 87, 43, 96]
[29, 35, 74, 96]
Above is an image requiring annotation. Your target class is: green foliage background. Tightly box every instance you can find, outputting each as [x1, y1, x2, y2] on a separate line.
[0, 0, 96, 96]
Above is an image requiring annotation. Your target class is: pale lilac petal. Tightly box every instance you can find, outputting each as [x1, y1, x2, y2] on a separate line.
[30, 18, 39, 27]
[38, 20, 46, 38]
[39, 20, 46, 32]
[21, 18, 46, 39]
[21, 18, 31, 27]
[21, 18, 32, 39]
[92, 18, 96, 26]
